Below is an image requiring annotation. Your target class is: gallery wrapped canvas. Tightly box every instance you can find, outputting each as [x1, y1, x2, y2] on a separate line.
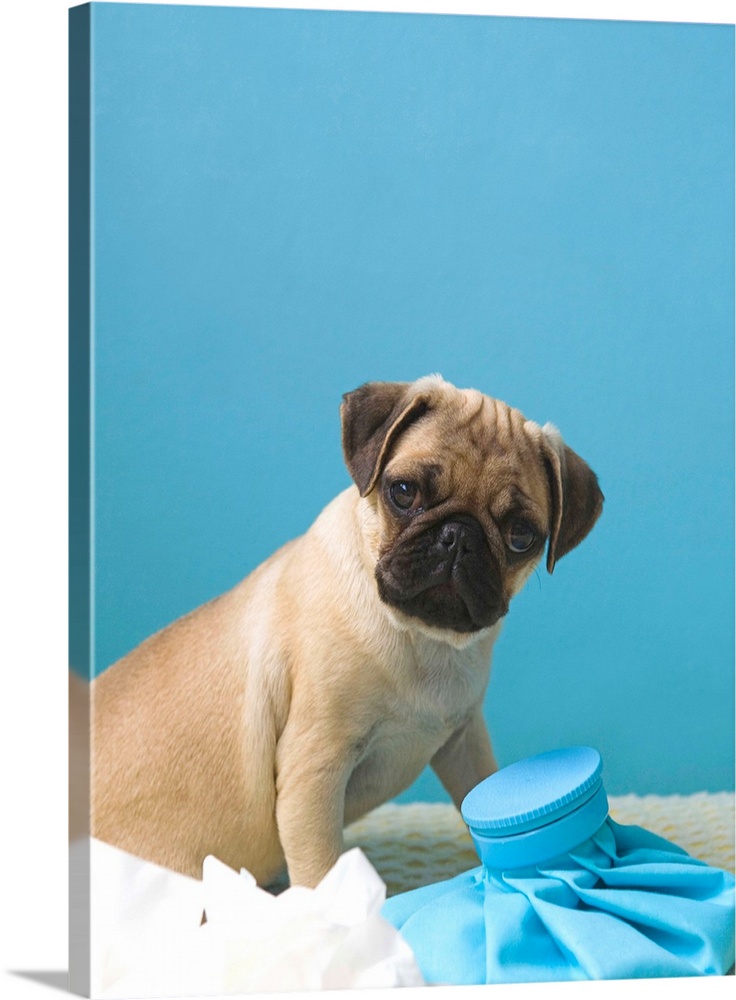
[69, 2, 734, 996]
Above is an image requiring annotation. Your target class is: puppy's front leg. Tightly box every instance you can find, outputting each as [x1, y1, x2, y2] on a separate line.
[275, 720, 353, 888]
[430, 708, 498, 810]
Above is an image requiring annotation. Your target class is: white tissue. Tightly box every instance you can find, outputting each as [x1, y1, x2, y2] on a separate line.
[81, 837, 424, 997]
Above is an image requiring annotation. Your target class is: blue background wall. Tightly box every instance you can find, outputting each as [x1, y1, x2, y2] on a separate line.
[89, 3, 734, 797]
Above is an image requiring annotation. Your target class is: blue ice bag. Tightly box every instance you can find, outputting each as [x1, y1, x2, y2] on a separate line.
[382, 747, 735, 983]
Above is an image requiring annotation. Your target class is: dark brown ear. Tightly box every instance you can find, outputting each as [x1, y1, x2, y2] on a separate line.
[341, 381, 430, 496]
[542, 428, 604, 573]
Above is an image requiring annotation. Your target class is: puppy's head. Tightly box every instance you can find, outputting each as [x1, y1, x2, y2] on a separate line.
[341, 375, 603, 642]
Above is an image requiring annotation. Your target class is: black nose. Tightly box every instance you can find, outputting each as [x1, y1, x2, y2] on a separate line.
[437, 518, 478, 559]
[439, 522, 460, 553]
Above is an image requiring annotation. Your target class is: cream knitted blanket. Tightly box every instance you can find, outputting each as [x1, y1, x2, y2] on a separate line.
[344, 792, 735, 898]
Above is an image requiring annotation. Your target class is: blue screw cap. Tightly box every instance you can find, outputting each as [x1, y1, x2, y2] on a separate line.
[461, 747, 608, 869]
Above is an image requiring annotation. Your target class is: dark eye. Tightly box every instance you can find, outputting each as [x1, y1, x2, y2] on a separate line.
[506, 521, 536, 553]
[389, 481, 422, 512]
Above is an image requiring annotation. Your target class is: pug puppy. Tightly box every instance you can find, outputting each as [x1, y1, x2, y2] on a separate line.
[90, 375, 603, 888]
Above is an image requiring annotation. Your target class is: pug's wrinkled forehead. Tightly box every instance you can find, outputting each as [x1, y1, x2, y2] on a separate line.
[341, 374, 603, 575]
[381, 381, 551, 517]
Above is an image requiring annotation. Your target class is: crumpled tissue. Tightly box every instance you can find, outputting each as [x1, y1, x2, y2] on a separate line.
[82, 837, 424, 997]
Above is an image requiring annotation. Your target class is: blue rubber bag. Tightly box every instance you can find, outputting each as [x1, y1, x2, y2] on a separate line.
[382, 748, 735, 983]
